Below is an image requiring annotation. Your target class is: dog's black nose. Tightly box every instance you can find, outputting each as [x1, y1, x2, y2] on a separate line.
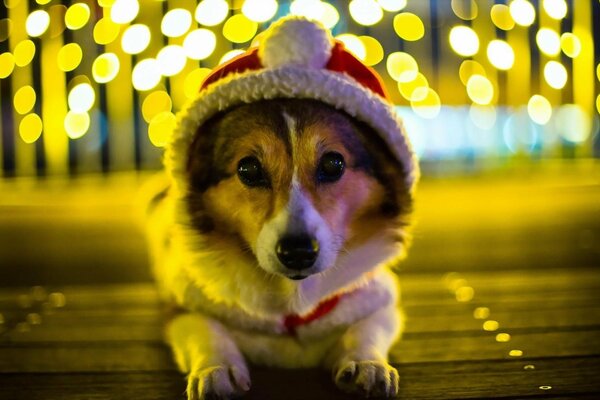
[276, 235, 319, 270]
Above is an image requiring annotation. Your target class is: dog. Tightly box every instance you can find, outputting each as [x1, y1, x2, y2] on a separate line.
[145, 17, 418, 400]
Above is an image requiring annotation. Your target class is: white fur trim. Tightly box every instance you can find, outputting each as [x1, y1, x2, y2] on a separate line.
[166, 66, 419, 196]
[259, 17, 333, 69]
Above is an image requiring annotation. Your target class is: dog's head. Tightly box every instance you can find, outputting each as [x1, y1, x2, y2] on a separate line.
[184, 99, 412, 282]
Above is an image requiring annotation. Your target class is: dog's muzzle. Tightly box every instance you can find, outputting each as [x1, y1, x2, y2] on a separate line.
[276, 234, 319, 273]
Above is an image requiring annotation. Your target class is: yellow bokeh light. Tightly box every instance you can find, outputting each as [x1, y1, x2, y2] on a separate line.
[57, 43, 82, 72]
[386, 52, 418, 83]
[467, 74, 494, 105]
[64, 111, 90, 139]
[490, 4, 515, 31]
[0, 18, 12, 42]
[544, 61, 567, 89]
[487, 40, 514, 70]
[93, 18, 120, 45]
[393, 13, 425, 42]
[542, 0, 567, 20]
[509, 0, 535, 27]
[560, 33, 581, 58]
[483, 320, 499, 331]
[26, 10, 50, 37]
[411, 88, 441, 119]
[556, 105, 591, 143]
[92, 53, 120, 83]
[36, 0, 52, 4]
[377, 0, 406, 12]
[142, 90, 172, 123]
[68, 83, 95, 112]
[184, 68, 212, 98]
[290, 0, 325, 21]
[536, 28, 561, 56]
[496, 333, 511, 342]
[14, 40, 35, 67]
[0, 52, 14, 78]
[349, 0, 384, 27]
[451, 0, 478, 21]
[195, 0, 229, 27]
[320, 2, 340, 29]
[459, 60, 486, 86]
[455, 286, 475, 302]
[14, 85, 36, 115]
[148, 111, 176, 147]
[98, 0, 116, 6]
[398, 72, 429, 101]
[121, 24, 151, 55]
[19, 113, 43, 144]
[183, 29, 217, 60]
[161, 9, 192, 38]
[110, 0, 139, 24]
[473, 307, 490, 320]
[509, 349, 523, 357]
[336, 34, 366, 61]
[65, 3, 90, 30]
[219, 49, 245, 65]
[359, 36, 384, 67]
[527, 94, 552, 125]
[132, 58, 161, 91]
[223, 14, 257, 43]
[469, 104, 497, 130]
[449, 26, 479, 57]
[242, 0, 278, 23]
[157, 45, 187, 77]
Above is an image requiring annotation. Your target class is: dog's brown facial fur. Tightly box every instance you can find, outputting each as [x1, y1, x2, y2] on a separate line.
[186, 99, 412, 268]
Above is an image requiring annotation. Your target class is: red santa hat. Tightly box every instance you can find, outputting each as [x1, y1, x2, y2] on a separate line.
[166, 16, 419, 194]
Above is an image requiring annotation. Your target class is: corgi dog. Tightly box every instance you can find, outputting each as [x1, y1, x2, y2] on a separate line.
[145, 17, 418, 400]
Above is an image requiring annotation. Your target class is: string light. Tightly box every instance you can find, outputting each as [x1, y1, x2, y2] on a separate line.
[349, 0, 384, 27]
[393, 13, 425, 41]
[92, 53, 120, 83]
[195, 0, 229, 27]
[449, 26, 479, 57]
[161, 9, 192, 38]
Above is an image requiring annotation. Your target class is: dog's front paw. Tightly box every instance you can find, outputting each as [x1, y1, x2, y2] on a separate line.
[187, 364, 251, 400]
[334, 360, 399, 398]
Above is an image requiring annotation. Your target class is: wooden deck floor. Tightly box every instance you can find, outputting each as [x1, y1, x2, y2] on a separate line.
[1, 162, 599, 399]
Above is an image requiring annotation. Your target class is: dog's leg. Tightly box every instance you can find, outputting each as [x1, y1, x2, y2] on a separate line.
[167, 313, 251, 400]
[326, 303, 401, 398]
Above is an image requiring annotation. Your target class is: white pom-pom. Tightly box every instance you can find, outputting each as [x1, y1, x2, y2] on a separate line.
[259, 17, 334, 69]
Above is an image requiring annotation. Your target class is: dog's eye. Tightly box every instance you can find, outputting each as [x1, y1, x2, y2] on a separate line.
[317, 152, 345, 183]
[237, 156, 269, 187]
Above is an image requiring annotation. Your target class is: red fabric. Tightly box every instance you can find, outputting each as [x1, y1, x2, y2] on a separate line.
[284, 295, 341, 336]
[200, 47, 262, 90]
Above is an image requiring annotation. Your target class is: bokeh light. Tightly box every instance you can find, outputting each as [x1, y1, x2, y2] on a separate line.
[398, 73, 429, 101]
[555, 104, 591, 143]
[223, 14, 258, 44]
[349, 0, 384, 27]
[57, 43, 82, 72]
[336, 34, 366, 61]
[26, 10, 50, 37]
[13, 40, 36, 67]
[527, 94, 552, 125]
[393, 13, 425, 42]
[161, 9, 192, 38]
[132, 59, 161, 91]
[449, 26, 479, 57]
[542, 0, 567, 20]
[242, 0, 278, 23]
[543, 61, 567, 89]
[451, 0, 478, 21]
[142, 90, 172, 123]
[467, 75, 494, 105]
[320, 2, 340, 29]
[219, 49, 245, 65]
[359, 36, 384, 66]
[121, 24, 151, 55]
[195, 0, 229, 27]
[487, 40, 514, 70]
[536, 28, 561, 56]
[490, 4, 515, 31]
[92, 53, 120, 83]
[410, 88, 441, 119]
[183, 29, 217, 60]
[459, 60, 486, 86]
[560, 33, 581, 58]
[184, 68, 211, 98]
[0, 52, 14, 79]
[0, 18, 12, 42]
[65, 3, 91, 31]
[290, 0, 325, 20]
[157, 45, 187, 77]
[19, 113, 43, 144]
[509, 0, 535, 27]
[64, 111, 90, 139]
[14, 86, 36, 115]
[377, 0, 406, 12]
[68, 83, 95, 112]
[469, 104, 497, 130]
[93, 18, 120, 45]
[110, 0, 140, 24]
[148, 111, 176, 147]
[386, 52, 419, 83]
